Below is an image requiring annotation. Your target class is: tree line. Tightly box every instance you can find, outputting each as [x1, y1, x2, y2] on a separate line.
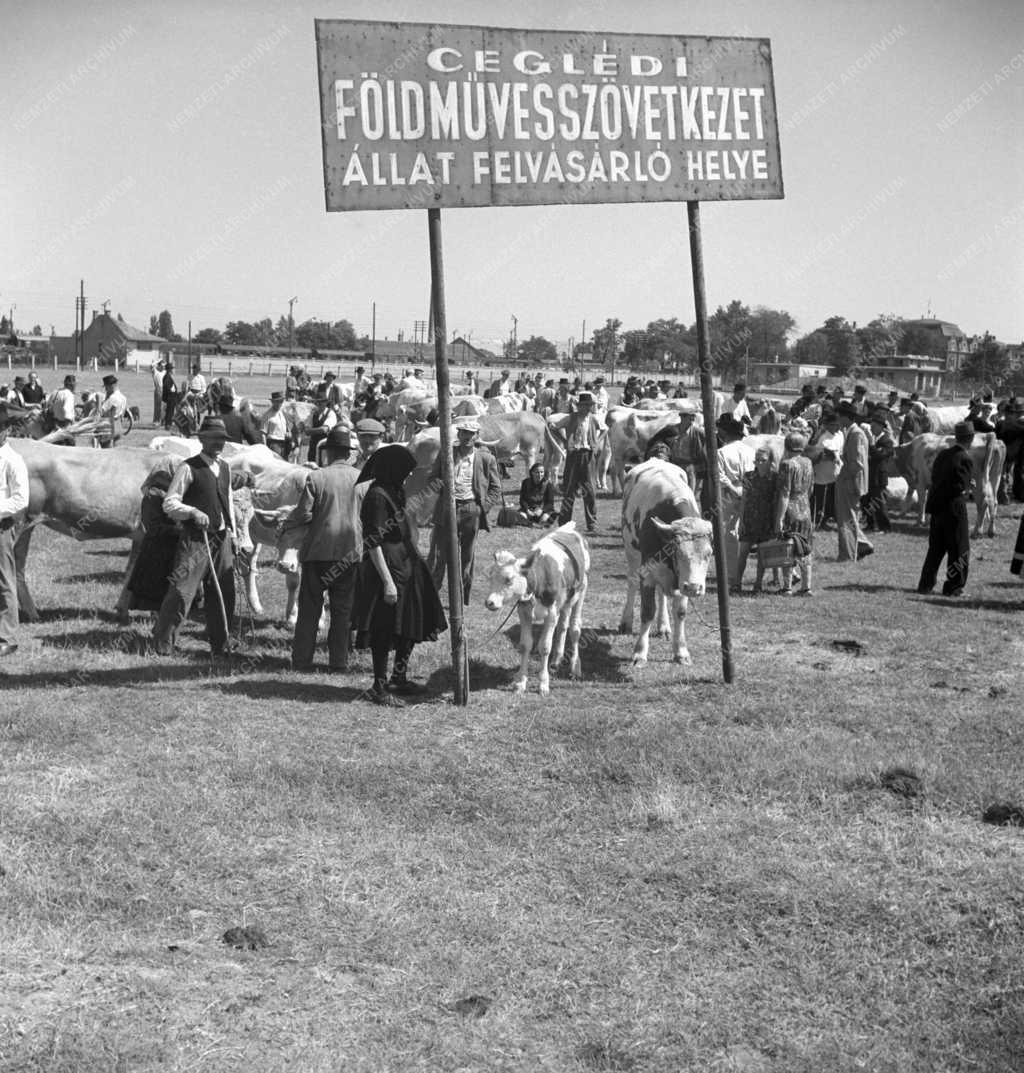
[146, 310, 369, 353]
[143, 305, 1018, 390]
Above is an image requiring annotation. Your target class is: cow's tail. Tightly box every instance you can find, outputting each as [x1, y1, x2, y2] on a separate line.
[543, 418, 567, 470]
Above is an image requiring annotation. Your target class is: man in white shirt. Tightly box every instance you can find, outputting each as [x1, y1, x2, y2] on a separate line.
[188, 362, 207, 395]
[150, 357, 165, 423]
[0, 403, 30, 656]
[48, 375, 78, 428]
[152, 416, 238, 656]
[263, 391, 291, 458]
[489, 369, 512, 398]
[715, 413, 756, 589]
[400, 367, 426, 392]
[97, 374, 128, 448]
[721, 381, 752, 427]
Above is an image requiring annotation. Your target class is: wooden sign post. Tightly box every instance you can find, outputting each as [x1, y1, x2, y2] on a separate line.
[315, 20, 783, 687]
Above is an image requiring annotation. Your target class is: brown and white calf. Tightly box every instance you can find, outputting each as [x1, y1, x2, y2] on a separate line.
[619, 459, 713, 666]
[484, 522, 590, 695]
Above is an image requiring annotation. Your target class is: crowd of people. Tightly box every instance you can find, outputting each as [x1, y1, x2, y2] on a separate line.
[0, 361, 1021, 697]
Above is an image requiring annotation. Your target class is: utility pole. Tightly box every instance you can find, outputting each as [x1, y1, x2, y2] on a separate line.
[580, 318, 586, 381]
[287, 296, 298, 358]
[510, 314, 518, 365]
[75, 280, 86, 365]
[187, 320, 192, 365]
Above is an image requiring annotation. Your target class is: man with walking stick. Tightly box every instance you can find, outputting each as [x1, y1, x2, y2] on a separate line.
[152, 417, 238, 656]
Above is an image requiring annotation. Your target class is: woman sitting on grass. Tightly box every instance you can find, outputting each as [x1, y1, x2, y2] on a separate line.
[774, 432, 815, 596]
[518, 462, 556, 526]
[352, 444, 448, 706]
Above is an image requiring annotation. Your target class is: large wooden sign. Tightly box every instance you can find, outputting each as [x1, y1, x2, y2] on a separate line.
[315, 20, 783, 211]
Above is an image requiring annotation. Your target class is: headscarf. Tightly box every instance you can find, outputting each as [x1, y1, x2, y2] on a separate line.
[357, 443, 417, 496]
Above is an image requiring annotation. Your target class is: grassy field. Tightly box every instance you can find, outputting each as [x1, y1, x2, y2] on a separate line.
[2, 460, 1023, 1072]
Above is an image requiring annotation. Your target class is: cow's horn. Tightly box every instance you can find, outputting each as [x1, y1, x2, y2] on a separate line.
[478, 437, 502, 448]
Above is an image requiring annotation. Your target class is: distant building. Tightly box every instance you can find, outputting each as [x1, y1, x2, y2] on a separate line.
[1004, 342, 1024, 373]
[858, 354, 945, 396]
[899, 318, 974, 371]
[52, 312, 167, 365]
[449, 336, 499, 365]
[750, 361, 830, 385]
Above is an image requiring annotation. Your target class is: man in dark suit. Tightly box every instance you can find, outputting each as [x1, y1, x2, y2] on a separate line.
[282, 427, 361, 672]
[428, 416, 502, 605]
[834, 401, 873, 562]
[216, 390, 262, 445]
[917, 422, 975, 596]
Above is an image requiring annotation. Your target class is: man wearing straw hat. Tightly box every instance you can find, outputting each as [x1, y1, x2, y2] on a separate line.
[152, 416, 238, 656]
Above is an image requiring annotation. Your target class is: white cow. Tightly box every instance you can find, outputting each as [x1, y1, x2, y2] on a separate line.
[604, 408, 682, 494]
[487, 392, 530, 414]
[924, 405, 969, 436]
[894, 431, 1006, 537]
[619, 459, 714, 666]
[484, 522, 590, 695]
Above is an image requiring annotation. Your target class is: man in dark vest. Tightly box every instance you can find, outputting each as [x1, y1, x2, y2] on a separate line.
[917, 422, 975, 597]
[280, 427, 361, 672]
[152, 417, 238, 655]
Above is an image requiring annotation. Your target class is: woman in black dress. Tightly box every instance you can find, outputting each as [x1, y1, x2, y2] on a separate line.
[123, 458, 182, 611]
[353, 445, 447, 706]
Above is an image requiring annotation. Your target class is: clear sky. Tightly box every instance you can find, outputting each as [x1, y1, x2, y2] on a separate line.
[4, 0, 1022, 353]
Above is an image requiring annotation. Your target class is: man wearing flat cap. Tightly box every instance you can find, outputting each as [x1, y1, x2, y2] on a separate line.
[428, 416, 501, 605]
[354, 418, 386, 468]
[0, 404, 29, 657]
[917, 422, 975, 596]
[835, 401, 873, 561]
[281, 426, 361, 672]
[153, 417, 239, 656]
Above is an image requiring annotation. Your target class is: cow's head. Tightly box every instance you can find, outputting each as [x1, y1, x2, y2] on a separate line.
[647, 516, 713, 598]
[485, 549, 530, 610]
[231, 486, 256, 555]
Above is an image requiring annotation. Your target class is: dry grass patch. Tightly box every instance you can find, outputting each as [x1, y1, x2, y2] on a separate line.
[1, 494, 1023, 1070]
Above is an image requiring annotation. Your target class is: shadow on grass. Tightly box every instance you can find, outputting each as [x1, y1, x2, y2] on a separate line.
[213, 676, 372, 704]
[55, 570, 128, 585]
[26, 606, 126, 624]
[823, 582, 911, 594]
[84, 547, 130, 558]
[484, 623, 633, 684]
[919, 595, 1023, 613]
[0, 663, 214, 689]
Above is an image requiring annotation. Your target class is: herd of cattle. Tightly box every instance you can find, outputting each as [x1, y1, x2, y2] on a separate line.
[6, 383, 1014, 690]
